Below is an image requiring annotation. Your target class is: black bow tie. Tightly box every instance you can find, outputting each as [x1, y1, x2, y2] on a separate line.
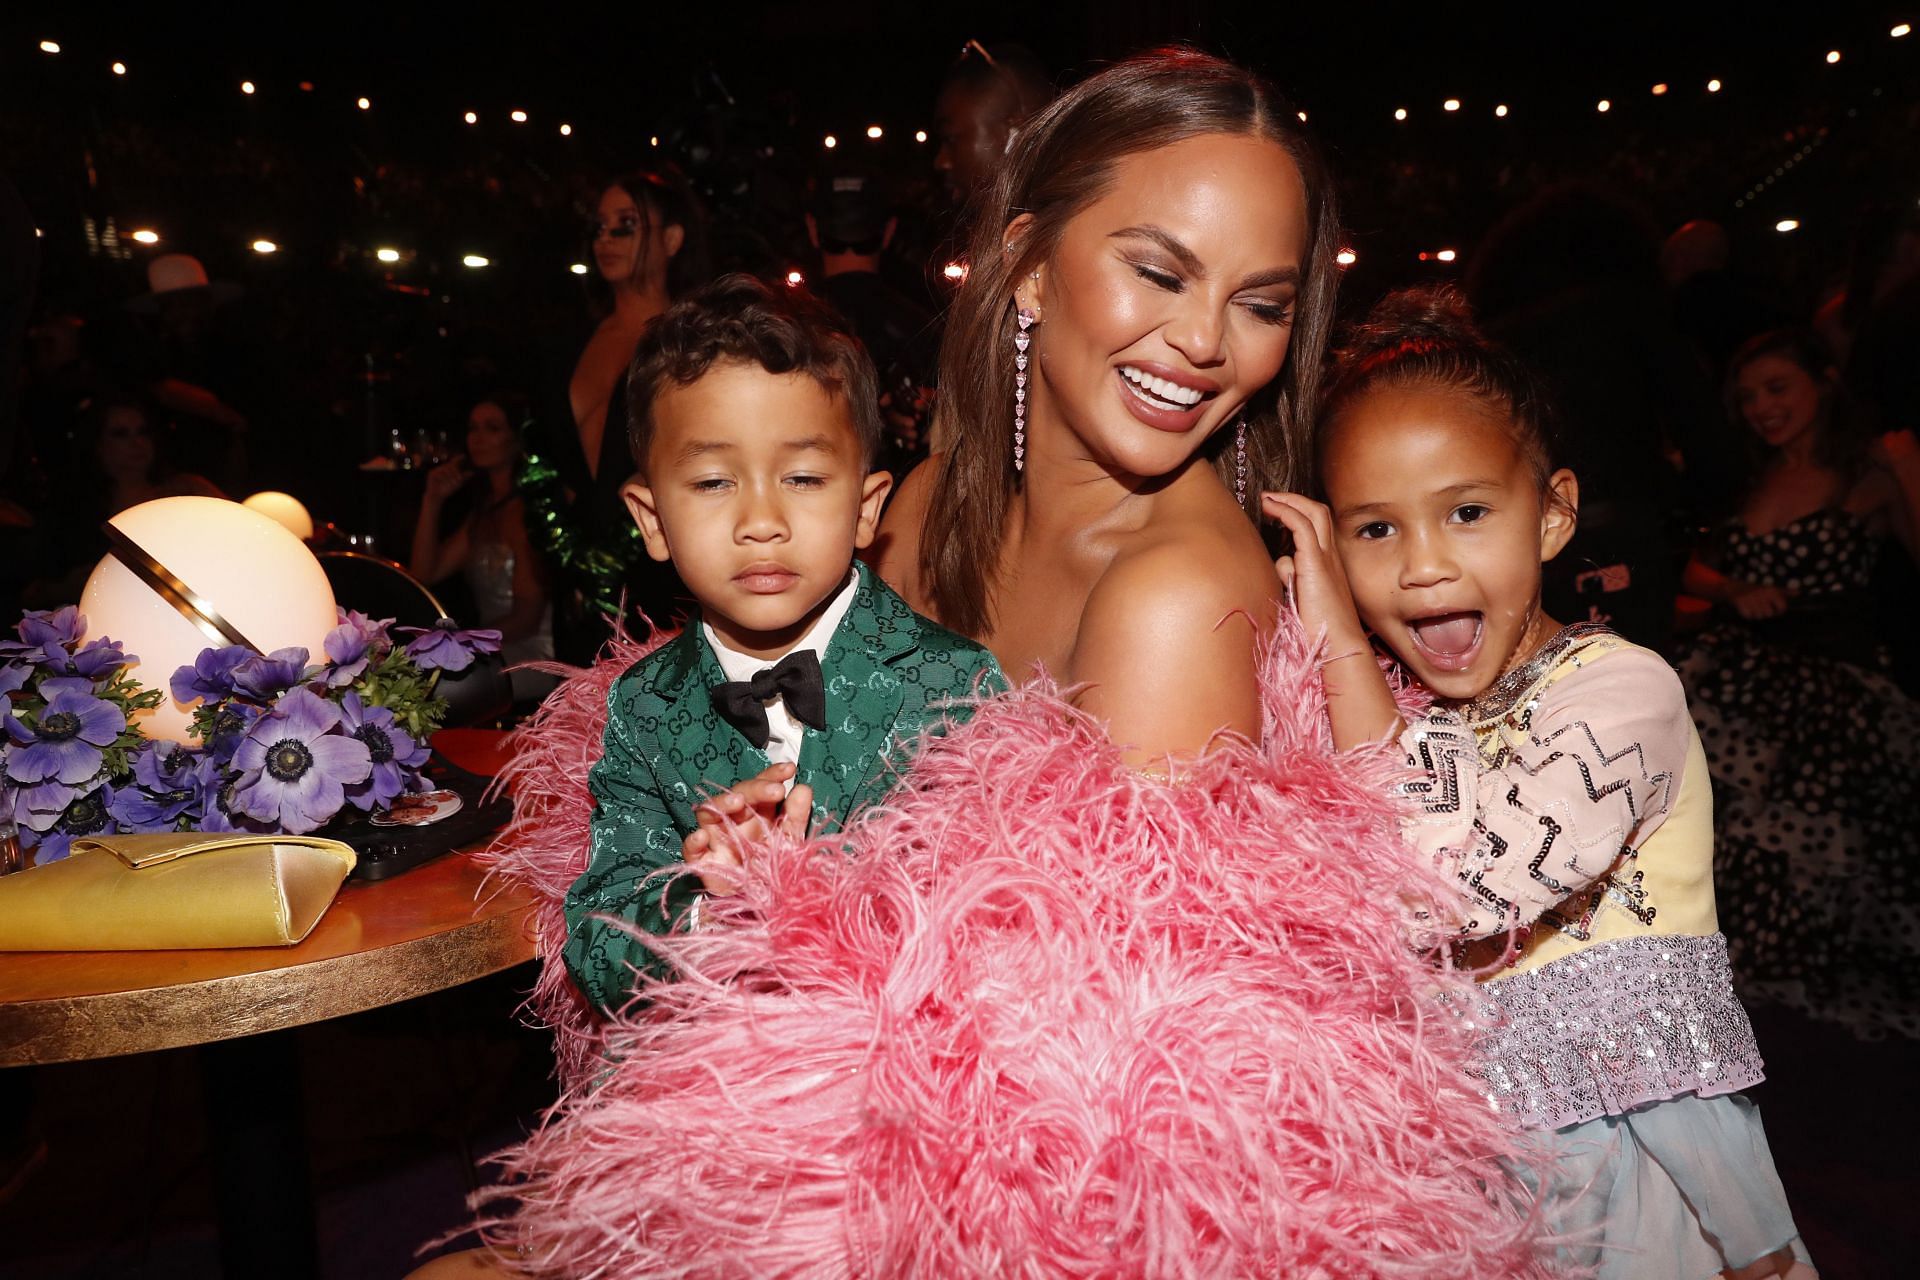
[709, 649, 828, 749]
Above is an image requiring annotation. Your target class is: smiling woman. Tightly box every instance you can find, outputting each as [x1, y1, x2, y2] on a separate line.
[879, 47, 1340, 763]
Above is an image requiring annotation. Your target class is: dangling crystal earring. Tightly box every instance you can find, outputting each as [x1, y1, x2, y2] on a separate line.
[1234, 413, 1250, 507]
[1013, 308, 1036, 473]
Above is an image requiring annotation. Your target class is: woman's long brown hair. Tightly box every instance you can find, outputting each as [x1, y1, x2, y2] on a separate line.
[920, 47, 1343, 638]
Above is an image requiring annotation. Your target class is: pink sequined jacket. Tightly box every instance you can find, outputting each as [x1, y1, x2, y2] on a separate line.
[1398, 623, 1766, 1132]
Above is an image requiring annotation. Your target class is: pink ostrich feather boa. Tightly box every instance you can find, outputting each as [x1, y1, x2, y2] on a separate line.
[470, 615, 1556, 1278]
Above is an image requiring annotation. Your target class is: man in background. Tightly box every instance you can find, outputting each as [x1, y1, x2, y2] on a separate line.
[805, 157, 940, 477]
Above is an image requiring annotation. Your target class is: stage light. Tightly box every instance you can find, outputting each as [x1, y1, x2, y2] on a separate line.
[1335, 248, 1357, 266]
[464, 110, 478, 124]
[1826, 50, 1841, 64]
[1775, 219, 1801, 233]
[1436, 248, 1458, 262]
[824, 133, 838, 148]
[1393, 107, 1407, 121]
[241, 81, 256, 95]
[463, 254, 490, 268]
[559, 122, 571, 136]
[1418, 252, 1431, 261]
[1495, 104, 1509, 117]
[570, 263, 588, 275]
[1652, 83, 1669, 95]
[1597, 99, 1612, 113]
[376, 247, 400, 263]
[299, 81, 313, 92]
[1707, 78, 1722, 92]
[1894, 24, 1912, 39]
[356, 96, 371, 111]
[1297, 110, 1307, 121]
[914, 130, 928, 142]
[131, 229, 160, 245]
[251, 240, 278, 255]
[112, 61, 126, 76]
[942, 261, 967, 282]
[785, 269, 804, 287]
[511, 109, 528, 122]
[39, 41, 59, 55]
[1443, 98, 1460, 112]
[650, 135, 659, 146]
[866, 124, 883, 139]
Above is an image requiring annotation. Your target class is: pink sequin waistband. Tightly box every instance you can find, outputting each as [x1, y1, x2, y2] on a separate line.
[1453, 932, 1766, 1133]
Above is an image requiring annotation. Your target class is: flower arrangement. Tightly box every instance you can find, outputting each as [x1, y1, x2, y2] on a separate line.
[0, 607, 500, 862]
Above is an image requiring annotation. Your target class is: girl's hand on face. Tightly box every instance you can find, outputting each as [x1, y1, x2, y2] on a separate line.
[1262, 492, 1369, 650]
[1730, 582, 1790, 620]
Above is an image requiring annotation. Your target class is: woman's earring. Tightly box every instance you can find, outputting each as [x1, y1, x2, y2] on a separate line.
[1013, 308, 1036, 473]
[1234, 414, 1250, 507]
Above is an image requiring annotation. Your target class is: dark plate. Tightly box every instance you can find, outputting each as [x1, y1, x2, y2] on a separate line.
[329, 752, 512, 881]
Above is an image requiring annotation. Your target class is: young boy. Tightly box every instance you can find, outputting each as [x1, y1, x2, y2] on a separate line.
[563, 274, 1004, 1012]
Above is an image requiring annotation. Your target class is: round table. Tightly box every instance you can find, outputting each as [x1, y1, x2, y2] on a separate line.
[0, 849, 537, 1067]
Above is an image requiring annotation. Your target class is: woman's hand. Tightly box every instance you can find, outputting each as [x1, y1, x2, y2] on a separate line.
[1261, 493, 1368, 649]
[423, 458, 468, 504]
[680, 762, 813, 896]
[1729, 582, 1790, 620]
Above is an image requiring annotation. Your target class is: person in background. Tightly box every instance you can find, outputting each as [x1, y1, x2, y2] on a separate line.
[932, 40, 1056, 211]
[1661, 219, 1791, 384]
[529, 168, 710, 663]
[1675, 329, 1920, 1040]
[25, 394, 223, 607]
[1466, 184, 1718, 650]
[411, 393, 556, 703]
[804, 155, 940, 478]
[114, 254, 254, 493]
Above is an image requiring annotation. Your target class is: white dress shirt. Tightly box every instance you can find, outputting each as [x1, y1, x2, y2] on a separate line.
[702, 568, 859, 782]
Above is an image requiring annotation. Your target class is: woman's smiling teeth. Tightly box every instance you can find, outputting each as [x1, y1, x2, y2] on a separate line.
[1119, 365, 1206, 408]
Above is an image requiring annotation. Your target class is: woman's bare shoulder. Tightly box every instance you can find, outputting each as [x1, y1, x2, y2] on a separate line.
[1088, 506, 1277, 635]
[1069, 508, 1277, 760]
[869, 454, 943, 607]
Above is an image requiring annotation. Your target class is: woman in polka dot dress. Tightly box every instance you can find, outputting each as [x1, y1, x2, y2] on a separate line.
[1677, 329, 1920, 1038]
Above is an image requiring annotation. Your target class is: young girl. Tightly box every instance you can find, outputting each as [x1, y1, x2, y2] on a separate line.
[1267, 287, 1815, 1280]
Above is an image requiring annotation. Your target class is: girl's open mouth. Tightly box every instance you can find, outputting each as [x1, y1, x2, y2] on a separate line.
[1407, 611, 1484, 672]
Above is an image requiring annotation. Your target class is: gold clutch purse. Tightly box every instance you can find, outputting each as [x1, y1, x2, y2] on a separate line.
[0, 833, 356, 951]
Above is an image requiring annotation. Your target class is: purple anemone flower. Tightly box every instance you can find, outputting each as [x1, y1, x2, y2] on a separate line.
[337, 691, 431, 810]
[4, 676, 125, 787]
[27, 783, 118, 863]
[398, 619, 501, 674]
[321, 610, 393, 688]
[171, 646, 254, 706]
[230, 688, 370, 833]
[0, 606, 84, 665]
[203, 700, 265, 761]
[11, 777, 81, 834]
[63, 637, 133, 679]
[231, 647, 313, 700]
[0, 663, 29, 734]
[109, 741, 203, 831]
[191, 757, 267, 834]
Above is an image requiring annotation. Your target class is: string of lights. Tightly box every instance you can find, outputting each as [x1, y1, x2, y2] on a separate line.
[22, 18, 1915, 274]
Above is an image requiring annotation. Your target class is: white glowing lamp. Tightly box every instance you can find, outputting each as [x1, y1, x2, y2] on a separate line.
[78, 497, 337, 743]
[242, 491, 315, 541]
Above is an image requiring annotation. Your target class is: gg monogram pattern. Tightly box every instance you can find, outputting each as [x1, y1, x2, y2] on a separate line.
[564, 560, 1005, 1010]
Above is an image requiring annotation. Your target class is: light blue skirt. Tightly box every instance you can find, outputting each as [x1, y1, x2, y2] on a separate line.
[1510, 1092, 1815, 1279]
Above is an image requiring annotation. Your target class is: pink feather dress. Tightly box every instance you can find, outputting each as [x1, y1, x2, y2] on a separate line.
[469, 616, 1558, 1278]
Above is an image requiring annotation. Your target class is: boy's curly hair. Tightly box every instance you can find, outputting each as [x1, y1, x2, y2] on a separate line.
[626, 272, 881, 472]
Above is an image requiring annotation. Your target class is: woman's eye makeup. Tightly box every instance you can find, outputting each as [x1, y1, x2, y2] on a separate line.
[1129, 260, 1182, 290]
[594, 216, 641, 240]
[1241, 297, 1293, 325]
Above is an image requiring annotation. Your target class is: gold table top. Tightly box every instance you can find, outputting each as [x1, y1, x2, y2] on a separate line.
[0, 850, 536, 1067]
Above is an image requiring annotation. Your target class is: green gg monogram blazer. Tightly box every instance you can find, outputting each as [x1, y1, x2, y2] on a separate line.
[564, 560, 1004, 1011]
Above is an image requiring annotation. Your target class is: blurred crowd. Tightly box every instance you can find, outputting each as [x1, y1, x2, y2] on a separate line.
[2, 46, 1916, 648]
